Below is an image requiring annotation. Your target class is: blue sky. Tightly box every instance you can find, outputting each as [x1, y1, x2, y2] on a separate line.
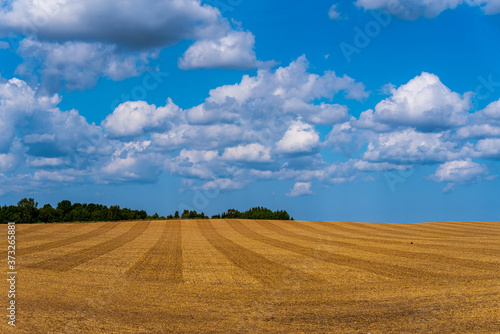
[0, 0, 500, 222]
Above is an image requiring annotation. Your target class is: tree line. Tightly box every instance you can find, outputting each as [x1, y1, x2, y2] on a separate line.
[0, 199, 292, 224]
[212, 207, 292, 220]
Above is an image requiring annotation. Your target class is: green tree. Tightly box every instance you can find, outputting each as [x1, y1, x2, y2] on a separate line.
[17, 198, 38, 224]
[72, 206, 91, 222]
[57, 200, 72, 221]
[107, 205, 122, 221]
[39, 204, 57, 223]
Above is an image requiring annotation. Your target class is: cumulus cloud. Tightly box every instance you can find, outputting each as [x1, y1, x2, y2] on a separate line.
[179, 31, 265, 70]
[357, 72, 471, 132]
[157, 56, 365, 152]
[481, 99, 500, 119]
[198, 178, 247, 191]
[455, 98, 500, 139]
[102, 99, 181, 138]
[98, 141, 163, 183]
[353, 160, 408, 172]
[222, 143, 271, 162]
[15, 38, 153, 92]
[0, 140, 24, 172]
[363, 128, 467, 164]
[0, 0, 267, 90]
[455, 124, 500, 139]
[287, 182, 314, 197]
[0, 0, 227, 48]
[276, 119, 320, 155]
[430, 158, 490, 191]
[3, 65, 500, 196]
[284, 100, 348, 125]
[355, 0, 500, 20]
[0, 77, 60, 152]
[474, 138, 500, 159]
[206, 55, 368, 105]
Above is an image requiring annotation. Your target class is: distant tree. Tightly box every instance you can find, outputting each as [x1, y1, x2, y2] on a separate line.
[72, 206, 91, 222]
[2, 197, 292, 224]
[57, 200, 72, 216]
[0, 205, 19, 224]
[138, 210, 148, 220]
[107, 205, 122, 221]
[39, 204, 57, 223]
[17, 198, 38, 224]
[218, 207, 290, 220]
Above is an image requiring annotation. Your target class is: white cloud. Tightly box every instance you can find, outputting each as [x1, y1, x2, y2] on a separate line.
[179, 31, 265, 70]
[352, 109, 392, 132]
[326, 122, 368, 156]
[287, 182, 314, 197]
[28, 157, 66, 167]
[363, 128, 467, 164]
[481, 98, 500, 119]
[198, 178, 247, 191]
[178, 149, 219, 164]
[430, 159, 489, 190]
[4, 64, 500, 195]
[0, 140, 23, 172]
[454, 98, 500, 139]
[0, 1, 268, 89]
[0, 0, 227, 48]
[284, 100, 348, 125]
[222, 143, 272, 162]
[276, 119, 320, 155]
[186, 101, 239, 125]
[206, 55, 368, 104]
[0, 41, 9, 49]
[97, 141, 164, 183]
[33, 170, 77, 183]
[355, 0, 500, 20]
[455, 124, 500, 139]
[328, 4, 341, 19]
[102, 99, 181, 138]
[15, 38, 153, 92]
[466, 0, 500, 14]
[360, 72, 471, 132]
[474, 138, 500, 159]
[353, 160, 408, 172]
[0, 77, 60, 152]
[164, 149, 222, 180]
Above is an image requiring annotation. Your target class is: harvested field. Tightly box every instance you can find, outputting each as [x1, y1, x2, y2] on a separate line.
[126, 220, 182, 282]
[1, 220, 499, 333]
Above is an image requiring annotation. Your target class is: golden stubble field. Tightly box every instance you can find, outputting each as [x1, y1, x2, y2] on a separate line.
[1, 219, 499, 333]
